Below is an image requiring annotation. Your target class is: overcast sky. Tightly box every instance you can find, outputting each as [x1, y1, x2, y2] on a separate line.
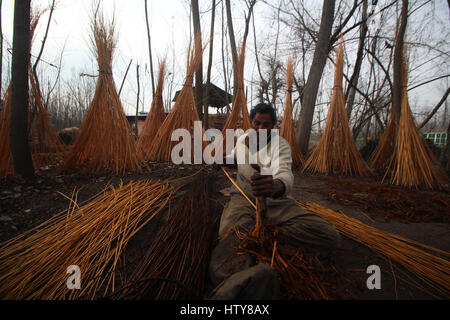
[1, 0, 205, 115]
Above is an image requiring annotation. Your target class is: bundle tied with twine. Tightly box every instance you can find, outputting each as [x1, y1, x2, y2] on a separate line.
[220, 41, 251, 146]
[136, 59, 167, 159]
[118, 171, 219, 300]
[280, 57, 304, 168]
[148, 35, 205, 162]
[297, 200, 450, 298]
[303, 40, 367, 176]
[61, 14, 141, 174]
[0, 179, 175, 299]
[0, 11, 65, 179]
[384, 57, 446, 189]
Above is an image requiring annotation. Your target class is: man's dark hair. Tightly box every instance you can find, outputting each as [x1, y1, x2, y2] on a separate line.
[250, 103, 277, 125]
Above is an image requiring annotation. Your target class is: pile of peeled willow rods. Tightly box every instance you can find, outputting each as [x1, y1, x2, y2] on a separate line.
[0, 179, 176, 300]
[222, 168, 330, 299]
[303, 40, 367, 176]
[233, 224, 331, 300]
[61, 14, 141, 174]
[221, 41, 251, 139]
[0, 13, 64, 179]
[136, 59, 167, 159]
[369, 106, 397, 171]
[280, 57, 304, 167]
[386, 59, 445, 190]
[118, 171, 219, 300]
[296, 201, 450, 297]
[148, 35, 205, 162]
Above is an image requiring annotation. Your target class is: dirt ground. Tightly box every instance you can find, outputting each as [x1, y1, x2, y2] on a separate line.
[0, 162, 449, 300]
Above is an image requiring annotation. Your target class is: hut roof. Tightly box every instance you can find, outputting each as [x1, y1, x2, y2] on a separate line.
[173, 83, 232, 108]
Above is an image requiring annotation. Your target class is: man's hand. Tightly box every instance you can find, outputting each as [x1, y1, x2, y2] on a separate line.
[250, 172, 285, 198]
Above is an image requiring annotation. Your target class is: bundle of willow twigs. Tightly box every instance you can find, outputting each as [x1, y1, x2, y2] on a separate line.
[222, 168, 330, 299]
[61, 13, 141, 174]
[221, 41, 251, 145]
[303, 40, 367, 176]
[136, 59, 167, 159]
[280, 57, 304, 168]
[28, 11, 66, 168]
[369, 106, 397, 171]
[0, 12, 65, 179]
[297, 200, 450, 298]
[118, 171, 219, 299]
[148, 35, 205, 162]
[0, 179, 175, 300]
[385, 58, 446, 189]
[234, 223, 330, 299]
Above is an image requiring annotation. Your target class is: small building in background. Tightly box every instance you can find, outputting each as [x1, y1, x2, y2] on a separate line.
[423, 131, 447, 146]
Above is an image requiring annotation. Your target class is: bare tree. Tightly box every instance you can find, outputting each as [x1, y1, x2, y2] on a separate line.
[32, 0, 55, 102]
[144, 0, 155, 98]
[191, 0, 203, 119]
[10, 0, 34, 179]
[296, 0, 336, 155]
[392, 0, 408, 123]
[345, 0, 369, 119]
[205, 0, 217, 129]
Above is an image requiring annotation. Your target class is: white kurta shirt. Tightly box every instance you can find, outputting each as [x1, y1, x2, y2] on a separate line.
[226, 131, 294, 202]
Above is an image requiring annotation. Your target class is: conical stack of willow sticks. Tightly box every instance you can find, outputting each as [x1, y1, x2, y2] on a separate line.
[297, 200, 450, 298]
[385, 58, 446, 189]
[61, 14, 141, 174]
[148, 35, 205, 162]
[0, 12, 65, 180]
[0, 179, 175, 300]
[221, 42, 251, 143]
[369, 106, 397, 171]
[303, 40, 367, 176]
[118, 171, 219, 299]
[280, 58, 304, 168]
[28, 11, 65, 168]
[136, 59, 167, 159]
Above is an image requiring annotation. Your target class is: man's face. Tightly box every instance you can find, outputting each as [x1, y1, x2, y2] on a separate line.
[251, 113, 274, 132]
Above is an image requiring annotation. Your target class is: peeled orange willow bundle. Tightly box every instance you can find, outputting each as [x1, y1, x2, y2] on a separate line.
[148, 34, 205, 162]
[280, 57, 304, 168]
[0, 179, 175, 300]
[386, 57, 446, 189]
[0, 11, 65, 180]
[303, 39, 367, 176]
[221, 41, 251, 141]
[61, 13, 141, 174]
[136, 59, 167, 159]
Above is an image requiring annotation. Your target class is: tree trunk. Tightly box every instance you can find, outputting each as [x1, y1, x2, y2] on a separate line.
[205, 0, 217, 130]
[32, 0, 55, 104]
[144, 0, 155, 98]
[221, 1, 229, 108]
[225, 0, 238, 97]
[295, 0, 335, 155]
[345, 0, 368, 119]
[392, 0, 408, 124]
[10, 0, 34, 179]
[135, 64, 140, 137]
[191, 0, 203, 120]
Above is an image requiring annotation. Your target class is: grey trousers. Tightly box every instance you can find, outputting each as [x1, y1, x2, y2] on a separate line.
[208, 194, 341, 299]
